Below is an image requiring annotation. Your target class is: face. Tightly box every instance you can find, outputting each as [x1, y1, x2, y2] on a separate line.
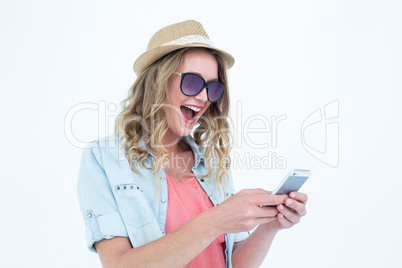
[164, 48, 219, 140]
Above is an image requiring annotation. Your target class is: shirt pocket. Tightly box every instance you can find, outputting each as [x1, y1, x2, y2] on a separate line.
[114, 184, 154, 229]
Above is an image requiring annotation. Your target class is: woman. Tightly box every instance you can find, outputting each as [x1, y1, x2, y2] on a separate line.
[77, 20, 308, 268]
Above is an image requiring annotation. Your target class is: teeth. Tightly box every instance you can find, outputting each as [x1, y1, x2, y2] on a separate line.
[184, 105, 201, 112]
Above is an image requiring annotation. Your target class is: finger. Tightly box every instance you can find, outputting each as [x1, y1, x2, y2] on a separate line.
[254, 216, 278, 226]
[284, 198, 307, 216]
[256, 206, 279, 218]
[289, 192, 308, 204]
[277, 204, 301, 224]
[255, 194, 287, 207]
[241, 188, 270, 195]
[277, 213, 294, 229]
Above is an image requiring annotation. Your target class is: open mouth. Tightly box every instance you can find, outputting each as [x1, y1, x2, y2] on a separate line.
[180, 105, 200, 122]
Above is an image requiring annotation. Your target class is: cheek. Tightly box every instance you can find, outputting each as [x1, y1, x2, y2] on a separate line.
[198, 103, 212, 120]
[204, 103, 212, 114]
[163, 103, 183, 128]
[167, 77, 181, 100]
[164, 106, 178, 120]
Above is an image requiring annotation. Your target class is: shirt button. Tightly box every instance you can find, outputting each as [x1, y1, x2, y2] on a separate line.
[87, 213, 92, 218]
[160, 176, 165, 180]
[200, 178, 204, 182]
[161, 198, 166, 203]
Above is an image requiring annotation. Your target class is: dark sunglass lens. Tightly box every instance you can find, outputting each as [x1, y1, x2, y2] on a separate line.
[181, 74, 204, 96]
[208, 82, 224, 102]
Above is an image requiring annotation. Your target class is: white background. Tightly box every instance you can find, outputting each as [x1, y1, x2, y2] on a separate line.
[1, 0, 401, 267]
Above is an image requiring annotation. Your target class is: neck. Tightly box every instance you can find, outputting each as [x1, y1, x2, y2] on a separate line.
[162, 135, 181, 153]
[151, 129, 190, 155]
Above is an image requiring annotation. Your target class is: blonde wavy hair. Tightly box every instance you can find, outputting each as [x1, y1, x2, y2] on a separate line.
[114, 47, 232, 196]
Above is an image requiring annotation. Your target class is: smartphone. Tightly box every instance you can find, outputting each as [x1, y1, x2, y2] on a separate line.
[271, 169, 311, 195]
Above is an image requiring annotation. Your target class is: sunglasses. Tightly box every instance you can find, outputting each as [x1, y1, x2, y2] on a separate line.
[174, 72, 225, 103]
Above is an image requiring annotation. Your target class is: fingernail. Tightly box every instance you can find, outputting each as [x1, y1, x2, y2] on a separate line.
[286, 199, 292, 206]
[279, 204, 284, 210]
[290, 193, 296, 198]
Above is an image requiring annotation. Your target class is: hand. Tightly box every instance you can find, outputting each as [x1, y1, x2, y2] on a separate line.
[208, 189, 287, 235]
[263, 191, 308, 231]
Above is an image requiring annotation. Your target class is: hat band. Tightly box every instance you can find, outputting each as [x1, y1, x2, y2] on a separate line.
[161, 35, 214, 47]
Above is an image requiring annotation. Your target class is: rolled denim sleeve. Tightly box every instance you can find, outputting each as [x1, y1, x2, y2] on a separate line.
[77, 141, 128, 253]
[234, 231, 249, 243]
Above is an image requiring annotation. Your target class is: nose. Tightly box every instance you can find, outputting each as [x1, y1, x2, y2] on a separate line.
[194, 87, 209, 103]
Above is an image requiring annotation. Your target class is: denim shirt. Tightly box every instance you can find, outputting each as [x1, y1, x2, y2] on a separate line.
[77, 133, 249, 268]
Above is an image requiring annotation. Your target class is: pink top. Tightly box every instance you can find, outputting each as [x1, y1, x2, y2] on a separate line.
[165, 174, 226, 268]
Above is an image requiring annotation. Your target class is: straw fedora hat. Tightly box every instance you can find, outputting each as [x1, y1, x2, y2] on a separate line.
[133, 20, 235, 76]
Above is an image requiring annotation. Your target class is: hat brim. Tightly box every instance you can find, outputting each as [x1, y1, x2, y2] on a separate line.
[133, 43, 235, 76]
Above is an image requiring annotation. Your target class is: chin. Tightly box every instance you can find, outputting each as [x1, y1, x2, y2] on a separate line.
[178, 126, 194, 137]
